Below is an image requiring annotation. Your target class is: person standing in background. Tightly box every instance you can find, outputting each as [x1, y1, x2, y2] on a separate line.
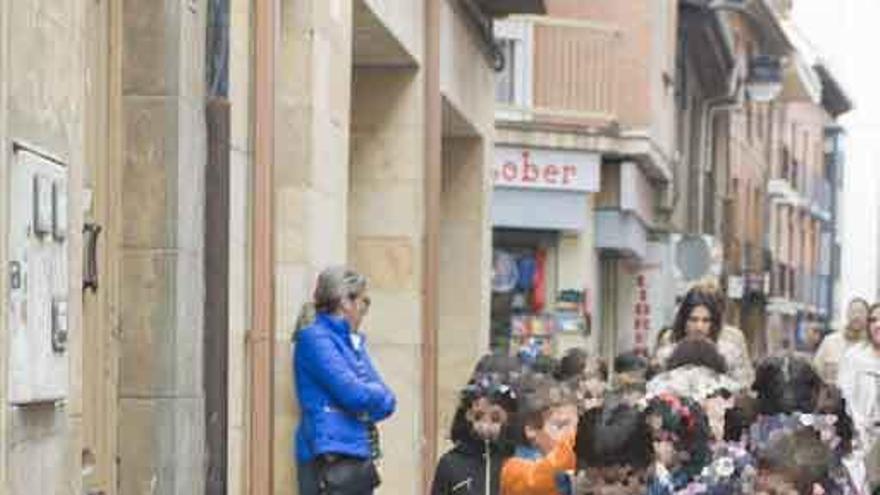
[695, 279, 755, 387]
[838, 302, 880, 493]
[655, 285, 754, 390]
[293, 266, 396, 495]
[815, 297, 870, 383]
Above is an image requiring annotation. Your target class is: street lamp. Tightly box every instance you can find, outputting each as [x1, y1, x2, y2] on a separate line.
[746, 54, 783, 103]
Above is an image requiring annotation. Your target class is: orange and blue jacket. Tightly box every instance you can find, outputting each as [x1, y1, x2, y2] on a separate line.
[499, 434, 576, 495]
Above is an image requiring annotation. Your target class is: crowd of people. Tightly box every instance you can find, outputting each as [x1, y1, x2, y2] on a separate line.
[432, 283, 880, 495]
[289, 266, 878, 495]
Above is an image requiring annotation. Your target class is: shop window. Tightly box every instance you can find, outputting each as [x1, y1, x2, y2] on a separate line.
[494, 19, 533, 115]
[495, 38, 518, 104]
[490, 230, 585, 358]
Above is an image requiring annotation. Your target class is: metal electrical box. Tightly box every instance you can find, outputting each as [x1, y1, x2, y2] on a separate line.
[7, 145, 70, 404]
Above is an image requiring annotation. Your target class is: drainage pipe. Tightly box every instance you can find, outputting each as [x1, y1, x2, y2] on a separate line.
[422, 0, 442, 491]
[249, 0, 276, 492]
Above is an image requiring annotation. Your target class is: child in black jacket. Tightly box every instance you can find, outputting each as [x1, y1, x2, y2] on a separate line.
[431, 372, 519, 495]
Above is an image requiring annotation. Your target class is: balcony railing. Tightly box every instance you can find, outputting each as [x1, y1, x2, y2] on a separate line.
[497, 16, 621, 125]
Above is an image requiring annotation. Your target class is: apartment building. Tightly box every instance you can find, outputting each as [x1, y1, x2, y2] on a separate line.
[765, 60, 851, 354]
[491, 0, 677, 366]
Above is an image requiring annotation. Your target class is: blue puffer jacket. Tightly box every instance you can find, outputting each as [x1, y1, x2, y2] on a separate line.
[294, 312, 396, 463]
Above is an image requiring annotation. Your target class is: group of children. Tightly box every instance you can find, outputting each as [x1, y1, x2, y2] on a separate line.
[431, 341, 870, 495]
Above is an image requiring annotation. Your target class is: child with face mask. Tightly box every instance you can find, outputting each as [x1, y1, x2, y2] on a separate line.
[500, 376, 579, 495]
[431, 372, 519, 495]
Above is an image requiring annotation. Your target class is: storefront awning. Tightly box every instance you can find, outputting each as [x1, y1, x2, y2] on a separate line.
[492, 188, 589, 231]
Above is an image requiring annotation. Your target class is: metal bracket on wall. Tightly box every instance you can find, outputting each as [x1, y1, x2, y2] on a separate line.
[83, 223, 102, 292]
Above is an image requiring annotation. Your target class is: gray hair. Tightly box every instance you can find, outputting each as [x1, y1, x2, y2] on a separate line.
[313, 266, 368, 314]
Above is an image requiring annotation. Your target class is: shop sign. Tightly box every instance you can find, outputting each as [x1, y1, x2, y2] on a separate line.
[633, 274, 650, 351]
[494, 146, 600, 192]
[727, 276, 745, 299]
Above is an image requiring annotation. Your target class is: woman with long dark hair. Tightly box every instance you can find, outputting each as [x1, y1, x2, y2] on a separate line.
[655, 287, 754, 389]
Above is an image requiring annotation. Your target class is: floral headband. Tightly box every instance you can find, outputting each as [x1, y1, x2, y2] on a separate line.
[747, 412, 842, 456]
[648, 393, 702, 438]
[461, 373, 518, 409]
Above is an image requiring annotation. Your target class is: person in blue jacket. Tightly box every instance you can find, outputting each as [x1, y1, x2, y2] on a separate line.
[294, 266, 396, 495]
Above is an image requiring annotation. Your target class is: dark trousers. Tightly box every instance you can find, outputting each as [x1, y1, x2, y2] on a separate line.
[297, 461, 376, 495]
[298, 462, 321, 495]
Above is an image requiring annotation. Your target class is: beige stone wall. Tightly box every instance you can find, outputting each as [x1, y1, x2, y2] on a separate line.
[228, 0, 252, 493]
[0, 0, 9, 489]
[437, 135, 492, 452]
[274, 0, 354, 492]
[364, 0, 424, 64]
[349, 67, 426, 495]
[117, 0, 207, 493]
[440, 0, 495, 139]
[1, 0, 87, 492]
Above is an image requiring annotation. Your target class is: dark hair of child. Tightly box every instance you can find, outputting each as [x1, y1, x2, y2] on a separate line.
[723, 394, 758, 443]
[664, 338, 728, 375]
[753, 354, 822, 415]
[472, 352, 523, 379]
[575, 402, 653, 470]
[614, 351, 649, 375]
[752, 355, 855, 454]
[449, 372, 519, 455]
[530, 354, 560, 377]
[554, 348, 608, 383]
[757, 428, 833, 494]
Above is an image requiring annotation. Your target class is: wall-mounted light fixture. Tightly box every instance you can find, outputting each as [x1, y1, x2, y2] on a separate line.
[746, 54, 783, 102]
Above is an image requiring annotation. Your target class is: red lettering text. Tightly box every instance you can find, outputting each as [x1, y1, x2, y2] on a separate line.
[502, 161, 517, 181]
[562, 165, 577, 185]
[522, 152, 539, 183]
[543, 164, 559, 184]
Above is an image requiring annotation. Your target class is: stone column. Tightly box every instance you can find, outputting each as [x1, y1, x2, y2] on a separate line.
[436, 135, 492, 451]
[349, 67, 426, 494]
[227, 0, 251, 492]
[274, 1, 354, 492]
[117, 0, 207, 492]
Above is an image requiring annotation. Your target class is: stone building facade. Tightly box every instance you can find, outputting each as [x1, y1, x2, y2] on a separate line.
[0, 1, 853, 494]
[0, 0, 508, 493]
